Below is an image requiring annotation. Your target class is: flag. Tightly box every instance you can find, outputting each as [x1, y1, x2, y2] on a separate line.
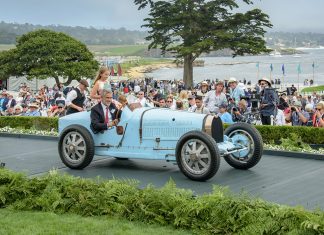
[117, 63, 122, 76]
[110, 66, 115, 76]
[256, 62, 259, 68]
[270, 63, 273, 72]
[281, 64, 285, 75]
[297, 63, 301, 74]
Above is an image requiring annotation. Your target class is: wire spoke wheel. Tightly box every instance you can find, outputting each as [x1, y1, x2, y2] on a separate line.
[224, 123, 263, 170]
[227, 129, 255, 162]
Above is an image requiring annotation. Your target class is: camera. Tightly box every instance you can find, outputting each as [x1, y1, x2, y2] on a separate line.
[232, 107, 238, 112]
[291, 107, 296, 112]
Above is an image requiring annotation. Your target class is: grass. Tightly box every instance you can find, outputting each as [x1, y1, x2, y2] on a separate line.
[0, 44, 15, 51]
[121, 58, 174, 73]
[87, 44, 149, 56]
[0, 209, 193, 235]
[0, 44, 149, 56]
[301, 85, 324, 93]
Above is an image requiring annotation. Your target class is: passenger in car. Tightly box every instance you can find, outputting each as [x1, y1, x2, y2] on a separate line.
[116, 95, 128, 121]
[90, 90, 119, 134]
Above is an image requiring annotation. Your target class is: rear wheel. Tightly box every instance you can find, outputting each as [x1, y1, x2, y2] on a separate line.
[224, 123, 263, 169]
[176, 131, 220, 181]
[58, 125, 94, 169]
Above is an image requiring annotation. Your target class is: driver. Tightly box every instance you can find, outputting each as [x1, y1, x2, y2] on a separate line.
[90, 90, 119, 134]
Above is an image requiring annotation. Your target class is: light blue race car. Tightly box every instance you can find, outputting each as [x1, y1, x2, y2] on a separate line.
[58, 105, 263, 181]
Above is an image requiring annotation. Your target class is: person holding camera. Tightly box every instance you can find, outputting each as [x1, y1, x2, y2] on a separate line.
[286, 101, 310, 126]
[258, 77, 279, 125]
[313, 102, 324, 127]
[232, 99, 248, 122]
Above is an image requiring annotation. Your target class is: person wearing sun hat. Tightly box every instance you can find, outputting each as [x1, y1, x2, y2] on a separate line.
[259, 77, 279, 125]
[26, 102, 41, 116]
[228, 77, 245, 105]
[196, 81, 209, 98]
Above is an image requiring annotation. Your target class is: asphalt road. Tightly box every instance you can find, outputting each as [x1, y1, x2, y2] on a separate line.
[1, 136, 324, 210]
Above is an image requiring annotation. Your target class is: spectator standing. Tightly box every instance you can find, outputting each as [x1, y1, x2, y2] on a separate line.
[166, 96, 175, 110]
[66, 79, 89, 115]
[228, 78, 245, 105]
[204, 81, 227, 114]
[258, 77, 279, 125]
[135, 91, 147, 107]
[192, 96, 210, 114]
[0, 91, 8, 111]
[313, 102, 324, 127]
[187, 95, 196, 112]
[7, 94, 17, 108]
[196, 81, 209, 98]
[275, 106, 286, 126]
[286, 101, 309, 126]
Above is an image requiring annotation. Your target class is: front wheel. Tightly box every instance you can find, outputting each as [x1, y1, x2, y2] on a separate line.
[58, 125, 94, 169]
[224, 122, 263, 169]
[176, 131, 220, 181]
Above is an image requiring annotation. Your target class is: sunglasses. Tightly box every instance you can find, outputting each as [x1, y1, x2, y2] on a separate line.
[167, 101, 172, 103]
[260, 83, 267, 85]
[316, 108, 322, 111]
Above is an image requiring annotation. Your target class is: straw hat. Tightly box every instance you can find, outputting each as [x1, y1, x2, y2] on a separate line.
[228, 77, 237, 84]
[29, 103, 39, 108]
[201, 81, 208, 86]
[258, 77, 271, 87]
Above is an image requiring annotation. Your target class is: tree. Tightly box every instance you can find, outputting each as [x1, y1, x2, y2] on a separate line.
[0, 29, 99, 86]
[134, 0, 272, 87]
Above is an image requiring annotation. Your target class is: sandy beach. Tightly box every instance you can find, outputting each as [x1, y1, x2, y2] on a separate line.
[125, 62, 176, 79]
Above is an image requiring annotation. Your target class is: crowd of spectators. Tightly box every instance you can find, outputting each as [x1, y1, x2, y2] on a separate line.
[0, 75, 323, 128]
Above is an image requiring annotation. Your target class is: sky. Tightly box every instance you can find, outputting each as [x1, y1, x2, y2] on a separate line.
[0, 0, 324, 33]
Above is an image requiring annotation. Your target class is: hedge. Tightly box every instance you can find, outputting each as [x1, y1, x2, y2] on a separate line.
[1, 168, 324, 235]
[0, 116, 58, 131]
[254, 125, 324, 145]
[1, 116, 323, 144]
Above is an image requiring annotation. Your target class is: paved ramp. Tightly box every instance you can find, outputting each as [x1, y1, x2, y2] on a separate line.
[1, 136, 324, 209]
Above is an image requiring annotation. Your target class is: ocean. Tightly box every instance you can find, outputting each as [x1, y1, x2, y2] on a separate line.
[148, 48, 324, 86]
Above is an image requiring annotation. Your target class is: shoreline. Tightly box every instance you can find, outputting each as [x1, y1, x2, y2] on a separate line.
[125, 62, 176, 79]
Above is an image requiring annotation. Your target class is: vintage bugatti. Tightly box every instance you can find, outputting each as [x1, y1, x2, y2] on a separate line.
[58, 105, 263, 181]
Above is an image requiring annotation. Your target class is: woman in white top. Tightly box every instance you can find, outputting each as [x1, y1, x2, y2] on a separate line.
[90, 66, 112, 101]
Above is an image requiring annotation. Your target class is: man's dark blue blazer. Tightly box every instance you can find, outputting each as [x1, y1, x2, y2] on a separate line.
[90, 102, 117, 134]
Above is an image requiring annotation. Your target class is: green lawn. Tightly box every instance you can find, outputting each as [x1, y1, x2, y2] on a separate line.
[87, 44, 149, 56]
[0, 44, 149, 56]
[301, 85, 324, 93]
[0, 209, 192, 235]
[0, 44, 15, 51]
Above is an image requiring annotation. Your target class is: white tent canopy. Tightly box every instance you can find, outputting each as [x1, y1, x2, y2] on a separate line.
[8, 76, 83, 91]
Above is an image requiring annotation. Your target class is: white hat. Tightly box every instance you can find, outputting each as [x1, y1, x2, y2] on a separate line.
[258, 77, 271, 87]
[228, 77, 237, 83]
[29, 103, 39, 108]
[201, 81, 208, 86]
[305, 104, 313, 112]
